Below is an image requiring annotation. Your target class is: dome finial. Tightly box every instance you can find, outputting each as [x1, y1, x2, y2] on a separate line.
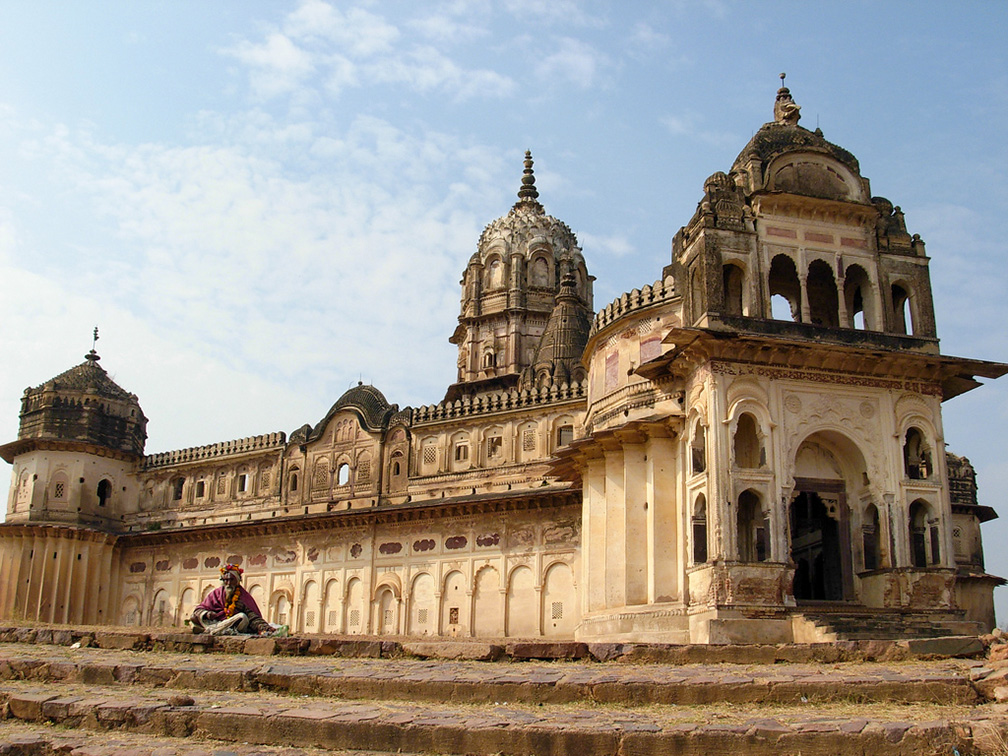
[774, 73, 801, 126]
[517, 149, 539, 202]
[85, 325, 101, 364]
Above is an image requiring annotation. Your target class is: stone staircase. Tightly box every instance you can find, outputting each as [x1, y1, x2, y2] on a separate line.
[0, 625, 1007, 755]
[793, 606, 980, 642]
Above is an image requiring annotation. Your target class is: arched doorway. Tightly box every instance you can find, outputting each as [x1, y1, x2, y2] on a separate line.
[789, 432, 865, 603]
[790, 484, 850, 601]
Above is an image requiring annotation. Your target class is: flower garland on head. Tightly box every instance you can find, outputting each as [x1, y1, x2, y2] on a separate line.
[220, 564, 244, 618]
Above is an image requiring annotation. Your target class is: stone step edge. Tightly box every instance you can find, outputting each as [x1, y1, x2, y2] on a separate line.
[0, 689, 991, 756]
[0, 656, 980, 707]
[0, 625, 987, 663]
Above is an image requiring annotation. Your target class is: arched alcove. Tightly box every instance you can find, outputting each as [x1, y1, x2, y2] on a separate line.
[807, 259, 839, 327]
[769, 255, 801, 321]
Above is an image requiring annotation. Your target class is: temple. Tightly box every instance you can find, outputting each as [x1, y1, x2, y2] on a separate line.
[1, 83, 1004, 643]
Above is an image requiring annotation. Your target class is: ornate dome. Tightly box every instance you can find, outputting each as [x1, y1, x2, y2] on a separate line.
[15, 348, 147, 457]
[476, 151, 583, 267]
[730, 79, 866, 203]
[306, 383, 397, 439]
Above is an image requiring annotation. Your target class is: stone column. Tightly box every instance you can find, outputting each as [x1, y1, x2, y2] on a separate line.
[602, 439, 626, 609]
[647, 431, 679, 603]
[617, 431, 648, 607]
[583, 450, 606, 614]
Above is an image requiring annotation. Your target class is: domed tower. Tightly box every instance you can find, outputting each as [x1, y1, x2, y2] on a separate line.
[0, 339, 147, 527]
[446, 152, 594, 401]
[0, 336, 146, 623]
[671, 74, 938, 347]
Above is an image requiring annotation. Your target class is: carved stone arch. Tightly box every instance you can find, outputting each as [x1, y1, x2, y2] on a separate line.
[120, 593, 143, 625]
[269, 587, 294, 626]
[787, 426, 875, 491]
[893, 393, 935, 427]
[768, 252, 802, 322]
[843, 262, 877, 330]
[725, 375, 769, 414]
[888, 277, 918, 335]
[727, 401, 770, 470]
[528, 250, 553, 288]
[372, 571, 402, 599]
[806, 258, 840, 328]
[765, 151, 865, 203]
[484, 251, 508, 290]
[687, 408, 709, 476]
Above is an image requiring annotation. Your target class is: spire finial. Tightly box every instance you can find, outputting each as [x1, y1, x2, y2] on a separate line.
[774, 73, 801, 126]
[85, 326, 101, 364]
[517, 149, 539, 202]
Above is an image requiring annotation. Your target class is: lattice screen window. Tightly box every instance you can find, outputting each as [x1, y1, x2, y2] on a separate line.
[384, 609, 393, 627]
[449, 607, 459, 625]
[328, 610, 339, 627]
[305, 610, 316, 628]
[216, 477, 227, 496]
[313, 462, 329, 489]
[522, 429, 537, 452]
[552, 601, 563, 620]
[350, 609, 361, 627]
[357, 459, 371, 482]
[260, 471, 270, 489]
[54, 482, 65, 499]
[278, 613, 288, 624]
[124, 611, 137, 624]
[418, 608, 428, 625]
[423, 445, 437, 466]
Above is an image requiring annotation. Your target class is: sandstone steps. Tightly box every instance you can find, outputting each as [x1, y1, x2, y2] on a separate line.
[0, 629, 1006, 755]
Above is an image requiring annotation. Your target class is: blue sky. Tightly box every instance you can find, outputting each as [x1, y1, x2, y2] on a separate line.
[1, 1, 1007, 620]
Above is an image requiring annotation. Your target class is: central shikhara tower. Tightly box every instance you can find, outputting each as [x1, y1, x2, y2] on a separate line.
[1, 85, 1004, 643]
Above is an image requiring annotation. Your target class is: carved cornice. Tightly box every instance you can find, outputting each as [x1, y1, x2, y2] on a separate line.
[636, 327, 1007, 401]
[120, 488, 581, 547]
[0, 437, 142, 465]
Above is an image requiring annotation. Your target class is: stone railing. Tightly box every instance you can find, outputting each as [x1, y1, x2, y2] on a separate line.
[590, 276, 677, 338]
[144, 432, 287, 469]
[412, 381, 586, 425]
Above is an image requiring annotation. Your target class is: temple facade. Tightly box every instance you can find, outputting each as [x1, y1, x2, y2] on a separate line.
[1, 86, 1003, 643]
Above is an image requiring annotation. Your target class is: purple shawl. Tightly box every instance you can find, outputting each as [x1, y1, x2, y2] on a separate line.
[195, 585, 263, 620]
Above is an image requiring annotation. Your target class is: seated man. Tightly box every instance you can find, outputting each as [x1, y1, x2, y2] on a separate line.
[191, 563, 273, 635]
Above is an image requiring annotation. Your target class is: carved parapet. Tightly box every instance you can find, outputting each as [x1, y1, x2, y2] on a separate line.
[589, 277, 677, 339]
[143, 432, 287, 469]
[411, 381, 586, 425]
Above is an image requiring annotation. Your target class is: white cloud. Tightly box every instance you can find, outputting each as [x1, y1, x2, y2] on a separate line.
[409, 14, 490, 44]
[367, 46, 516, 100]
[0, 107, 517, 457]
[503, 0, 607, 28]
[536, 37, 608, 90]
[628, 22, 670, 49]
[225, 33, 316, 99]
[285, 2, 400, 57]
[660, 112, 738, 148]
[578, 231, 634, 259]
[222, 2, 515, 103]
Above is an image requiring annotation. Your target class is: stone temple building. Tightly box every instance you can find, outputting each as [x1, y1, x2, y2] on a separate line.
[1, 85, 1005, 643]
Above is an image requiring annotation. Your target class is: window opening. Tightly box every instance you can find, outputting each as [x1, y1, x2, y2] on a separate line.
[692, 494, 708, 564]
[97, 479, 112, 507]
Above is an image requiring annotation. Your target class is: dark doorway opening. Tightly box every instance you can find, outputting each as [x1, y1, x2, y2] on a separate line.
[790, 480, 853, 602]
